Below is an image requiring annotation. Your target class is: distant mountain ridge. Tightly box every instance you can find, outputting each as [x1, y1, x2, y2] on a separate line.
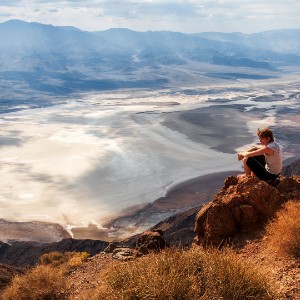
[195, 29, 300, 54]
[0, 19, 300, 112]
[1, 19, 300, 71]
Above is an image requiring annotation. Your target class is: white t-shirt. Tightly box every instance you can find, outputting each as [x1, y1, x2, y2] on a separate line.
[265, 141, 282, 175]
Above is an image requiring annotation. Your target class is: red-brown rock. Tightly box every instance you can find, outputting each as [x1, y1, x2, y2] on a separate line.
[194, 175, 300, 247]
[135, 230, 167, 256]
[204, 203, 236, 247]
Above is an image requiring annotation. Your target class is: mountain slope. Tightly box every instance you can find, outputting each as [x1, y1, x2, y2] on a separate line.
[1, 19, 299, 113]
[2, 20, 300, 71]
[196, 29, 300, 54]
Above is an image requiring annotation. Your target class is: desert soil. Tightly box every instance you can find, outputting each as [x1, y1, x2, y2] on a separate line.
[65, 232, 300, 300]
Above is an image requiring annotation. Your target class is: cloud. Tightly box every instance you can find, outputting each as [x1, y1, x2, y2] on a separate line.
[0, 12, 11, 17]
[0, 0, 299, 33]
[0, 0, 20, 5]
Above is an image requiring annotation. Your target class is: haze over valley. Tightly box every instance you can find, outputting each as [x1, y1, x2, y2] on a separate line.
[0, 20, 300, 241]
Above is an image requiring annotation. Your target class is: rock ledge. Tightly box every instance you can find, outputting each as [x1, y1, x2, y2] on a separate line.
[194, 175, 300, 247]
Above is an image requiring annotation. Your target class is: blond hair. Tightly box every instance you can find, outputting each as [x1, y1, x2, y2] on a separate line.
[257, 128, 274, 142]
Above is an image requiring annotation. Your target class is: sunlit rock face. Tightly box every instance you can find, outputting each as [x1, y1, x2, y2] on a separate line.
[194, 175, 300, 247]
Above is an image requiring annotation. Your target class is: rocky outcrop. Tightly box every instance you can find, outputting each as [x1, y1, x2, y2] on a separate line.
[135, 230, 168, 256]
[103, 243, 137, 261]
[194, 175, 300, 247]
[123, 161, 300, 249]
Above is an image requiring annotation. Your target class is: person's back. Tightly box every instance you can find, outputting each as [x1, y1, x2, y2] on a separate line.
[265, 141, 282, 175]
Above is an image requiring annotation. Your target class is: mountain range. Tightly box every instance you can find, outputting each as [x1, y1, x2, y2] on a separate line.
[0, 19, 300, 112]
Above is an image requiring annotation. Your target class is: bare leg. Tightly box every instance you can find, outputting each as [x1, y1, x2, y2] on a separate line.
[242, 157, 252, 175]
[242, 146, 260, 176]
[238, 146, 260, 178]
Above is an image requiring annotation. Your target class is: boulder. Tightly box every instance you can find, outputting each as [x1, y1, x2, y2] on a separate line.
[194, 175, 300, 247]
[103, 242, 117, 253]
[112, 247, 136, 261]
[135, 230, 167, 256]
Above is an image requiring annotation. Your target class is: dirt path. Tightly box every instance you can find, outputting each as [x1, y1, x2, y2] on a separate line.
[65, 253, 113, 300]
[236, 232, 300, 300]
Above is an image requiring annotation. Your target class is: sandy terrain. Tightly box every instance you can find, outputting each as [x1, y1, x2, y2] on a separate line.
[0, 76, 299, 242]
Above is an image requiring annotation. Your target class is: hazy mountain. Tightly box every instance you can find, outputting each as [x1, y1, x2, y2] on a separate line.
[196, 29, 300, 55]
[0, 19, 300, 112]
[1, 20, 299, 72]
[195, 30, 300, 64]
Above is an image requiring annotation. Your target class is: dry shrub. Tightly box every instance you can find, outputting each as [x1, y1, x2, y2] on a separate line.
[67, 252, 90, 269]
[2, 265, 66, 300]
[200, 248, 271, 300]
[39, 251, 68, 267]
[92, 246, 273, 300]
[265, 200, 300, 259]
[2, 251, 90, 299]
[39, 251, 89, 269]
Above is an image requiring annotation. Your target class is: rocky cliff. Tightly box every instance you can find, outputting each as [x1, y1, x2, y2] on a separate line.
[126, 160, 300, 248]
[194, 175, 300, 247]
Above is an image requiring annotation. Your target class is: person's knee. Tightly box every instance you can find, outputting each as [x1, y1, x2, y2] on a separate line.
[245, 156, 254, 167]
[243, 157, 249, 167]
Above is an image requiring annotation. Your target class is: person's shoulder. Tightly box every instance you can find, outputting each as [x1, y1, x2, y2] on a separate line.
[268, 141, 280, 151]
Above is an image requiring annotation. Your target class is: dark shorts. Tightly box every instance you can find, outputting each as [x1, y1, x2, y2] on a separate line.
[246, 155, 279, 181]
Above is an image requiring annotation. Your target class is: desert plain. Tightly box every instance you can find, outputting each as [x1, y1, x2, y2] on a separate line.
[0, 75, 299, 242]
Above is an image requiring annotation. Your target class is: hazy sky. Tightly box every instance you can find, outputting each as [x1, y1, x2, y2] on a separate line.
[0, 0, 299, 33]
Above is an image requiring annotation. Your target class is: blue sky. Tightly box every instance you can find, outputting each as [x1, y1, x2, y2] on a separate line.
[0, 0, 299, 33]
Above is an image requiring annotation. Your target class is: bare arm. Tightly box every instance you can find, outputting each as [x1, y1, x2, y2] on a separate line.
[246, 145, 262, 152]
[238, 146, 274, 160]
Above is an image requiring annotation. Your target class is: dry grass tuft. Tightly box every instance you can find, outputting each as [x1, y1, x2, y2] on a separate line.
[67, 251, 90, 269]
[2, 251, 90, 300]
[265, 200, 300, 259]
[92, 246, 273, 300]
[2, 265, 66, 300]
[39, 251, 89, 269]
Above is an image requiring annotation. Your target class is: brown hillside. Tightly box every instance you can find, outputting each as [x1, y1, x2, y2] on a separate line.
[0, 264, 24, 292]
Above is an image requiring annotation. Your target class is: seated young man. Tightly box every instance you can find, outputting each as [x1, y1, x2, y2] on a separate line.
[237, 128, 282, 181]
